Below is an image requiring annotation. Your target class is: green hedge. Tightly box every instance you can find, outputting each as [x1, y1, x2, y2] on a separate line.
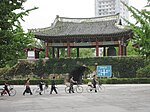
[0, 78, 150, 85]
[0, 79, 64, 85]
[83, 78, 150, 84]
[45, 57, 145, 78]
[2, 56, 146, 79]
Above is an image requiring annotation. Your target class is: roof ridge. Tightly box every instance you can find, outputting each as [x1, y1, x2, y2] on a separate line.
[56, 14, 119, 23]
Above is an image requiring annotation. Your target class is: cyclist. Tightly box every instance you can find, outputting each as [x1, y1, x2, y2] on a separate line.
[92, 75, 98, 92]
[23, 78, 32, 95]
[50, 76, 58, 94]
[69, 76, 77, 93]
[1, 81, 10, 96]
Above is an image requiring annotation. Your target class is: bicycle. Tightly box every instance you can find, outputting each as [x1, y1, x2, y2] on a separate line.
[86, 82, 105, 93]
[43, 84, 51, 94]
[65, 82, 83, 94]
[32, 85, 41, 95]
[0, 85, 16, 96]
[33, 83, 51, 95]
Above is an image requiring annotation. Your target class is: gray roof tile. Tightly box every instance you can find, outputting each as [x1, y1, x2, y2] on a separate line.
[30, 14, 132, 39]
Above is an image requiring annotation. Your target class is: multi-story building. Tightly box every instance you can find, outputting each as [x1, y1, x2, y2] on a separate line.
[95, 0, 129, 25]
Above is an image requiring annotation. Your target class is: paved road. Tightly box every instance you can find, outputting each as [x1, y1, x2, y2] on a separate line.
[0, 84, 150, 112]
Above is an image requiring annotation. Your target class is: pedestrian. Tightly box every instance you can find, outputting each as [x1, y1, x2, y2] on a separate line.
[23, 78, 32, 95]
[69, 76, 77, 93]
[50, 76, 58, 94]
[1, 81, 10, 96]
[39, 77, 44, 95]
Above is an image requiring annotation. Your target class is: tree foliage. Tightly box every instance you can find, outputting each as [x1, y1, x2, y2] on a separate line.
[122, 1, 150, 58]
[0, 0, 38, 67]
[127, 41, 139, 56]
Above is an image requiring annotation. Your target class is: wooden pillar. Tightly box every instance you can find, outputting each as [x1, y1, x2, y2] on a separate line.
[45, 42, 49, 59]
[52, 47, 55, 58]
[121, 45, 124, 56]
[96, 39, 99, 57]
[67, 41, 70, 57]
[118, 40, 122, 56]
[124, 45, 127, 56]
[118, 45, 121, 56]
[103, 47, 106, 56]
[122, 43, 127, 56]
[77, 48, 79, 58]
[56, 48, 59, 58]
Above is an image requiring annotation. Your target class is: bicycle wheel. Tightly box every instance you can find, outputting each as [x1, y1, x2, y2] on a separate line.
[97, 85, 105, 92]
[86, 86, 93, 93]
[44, 87, 50, 94]
[9, 89, 16, 96]
[65, 86, 70, 94]
[76, 86, 83, 93]
[33, 88, 40, 95]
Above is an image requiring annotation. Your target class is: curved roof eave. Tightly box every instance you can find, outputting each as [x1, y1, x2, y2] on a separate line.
[34, 30, 133, 41]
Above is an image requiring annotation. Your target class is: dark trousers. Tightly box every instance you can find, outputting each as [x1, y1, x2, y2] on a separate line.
[50, 86, 57, 94]
[1, 88, 10, 96]
[39, 86, 43, 95]
[93, 84, 97, 92]
[23, 86, 32, 95]
[69, 83, 74, 93]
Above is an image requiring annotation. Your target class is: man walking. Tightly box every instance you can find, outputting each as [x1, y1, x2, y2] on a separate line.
[39, 77, 44, 95]
[50, 76, 58, 94]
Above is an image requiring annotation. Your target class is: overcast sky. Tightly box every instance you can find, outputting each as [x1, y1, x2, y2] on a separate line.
[21, 0, 148, 31]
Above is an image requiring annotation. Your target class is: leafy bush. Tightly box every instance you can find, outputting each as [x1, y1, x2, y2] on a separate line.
[136, 64, 150, 78]
[0, 68, 9, 78]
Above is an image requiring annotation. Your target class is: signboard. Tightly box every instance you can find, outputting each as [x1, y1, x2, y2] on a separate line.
[27, 51, 35, 59]
[96, 65, 112, 77]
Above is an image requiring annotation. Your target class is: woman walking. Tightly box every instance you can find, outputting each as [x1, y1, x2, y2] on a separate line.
[23, 78, 32, 95]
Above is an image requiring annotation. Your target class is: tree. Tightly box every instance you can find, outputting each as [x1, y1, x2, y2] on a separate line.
[122, 1, 150, 58]
[0, 0, 38, 68]
[127, 41, 140, 56]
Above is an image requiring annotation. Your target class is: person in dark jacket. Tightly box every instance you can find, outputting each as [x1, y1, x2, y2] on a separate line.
[50, 76, 58, 94]
[92, 75, 98, 92]
[39, 77, 44, 95]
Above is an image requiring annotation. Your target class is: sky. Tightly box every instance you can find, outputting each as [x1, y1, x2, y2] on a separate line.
[21, 0, 148, 31]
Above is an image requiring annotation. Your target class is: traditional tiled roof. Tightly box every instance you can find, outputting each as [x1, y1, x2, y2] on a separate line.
[29, 14, 133, 40]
